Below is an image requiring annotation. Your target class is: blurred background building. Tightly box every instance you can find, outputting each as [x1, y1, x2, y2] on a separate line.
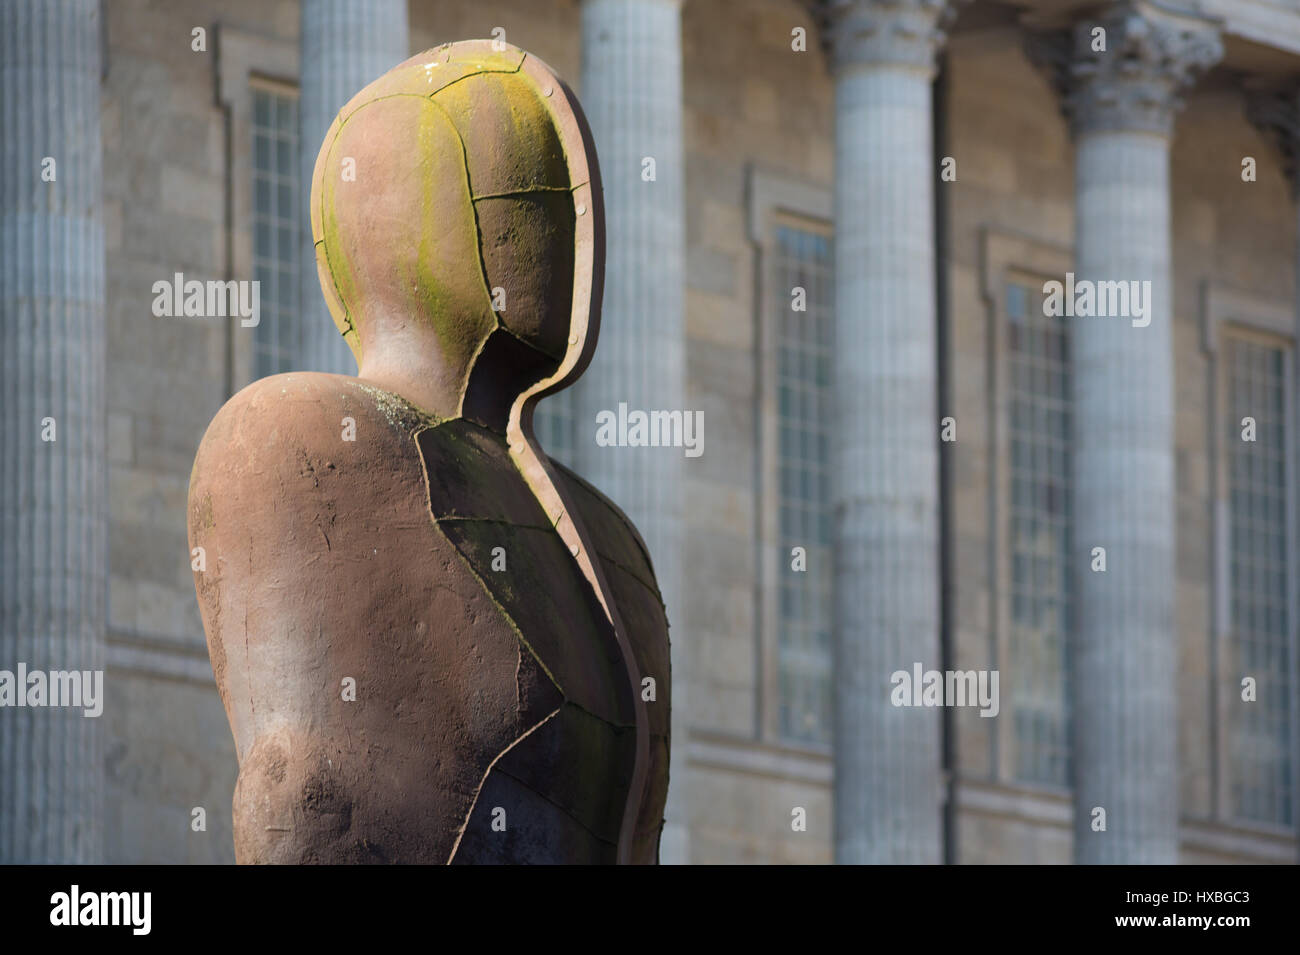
[2, 0, 1298, 863]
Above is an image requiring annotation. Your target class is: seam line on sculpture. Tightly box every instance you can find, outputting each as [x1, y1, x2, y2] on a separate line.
[313, 148, 356, 353]
[470, 185, 572, 202]
[338, 92, 442, 116]
[593, 552, 666, 608]
[419, 424, 641, 732]
[552, 462, 661, 576]
[435, 519, 564, 695]
[423, 420, 587, 537]
[446, 704, 562, 864]
[422, 529, 640, 727]
[425, 58, 524, 102]
[425, 95, 499, 331]
[495, 322, 569, 364]
[561, 698, 636, 731]
[412, 425, 565, 696]
[432, 515, 554, 532]
[492, 763, 621, 847]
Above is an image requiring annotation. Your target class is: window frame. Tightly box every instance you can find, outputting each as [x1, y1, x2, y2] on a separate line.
[769, 214, 834, 747]
[249, 78, 302, 380]
[1203, 282, 1300, 834]
[979, 227, 1075, 792]
[214, 23, 300, 395]
[1001, 271, 1074, 788]
[749, 165, 833, 752]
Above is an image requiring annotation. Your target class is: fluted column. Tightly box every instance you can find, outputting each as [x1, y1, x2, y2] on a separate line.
[0, 0, 106, 862]
[1053, 2, 1220, 864]
[827, 0, 957, 864]
[298, 0, 408, 373]
[574, 0, 687, 863]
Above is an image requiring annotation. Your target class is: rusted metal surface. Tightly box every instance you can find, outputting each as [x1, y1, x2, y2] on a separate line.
[189, 40, 670, 864]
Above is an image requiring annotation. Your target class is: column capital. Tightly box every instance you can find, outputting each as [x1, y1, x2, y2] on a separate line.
[823, 0, 966, 75]
[1246, 83, 1300, 195]
[1028, 1, 1222, 137]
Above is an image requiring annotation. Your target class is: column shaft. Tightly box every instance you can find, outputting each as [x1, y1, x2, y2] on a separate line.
[1072, 131, 1177, 863]
[829, 0, 953, 865]
[0, 0, 106, 863]
[574, 0, 687, 862]
[1054, 2, 1222, 864]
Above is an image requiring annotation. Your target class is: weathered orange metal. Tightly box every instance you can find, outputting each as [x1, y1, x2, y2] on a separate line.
[189, 40, 670, 864]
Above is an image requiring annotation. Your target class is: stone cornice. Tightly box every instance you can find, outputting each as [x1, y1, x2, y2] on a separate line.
[822, 0, 968, 75]
[1028, 1, 1223, 137]
[1201, 0, 1300, 59]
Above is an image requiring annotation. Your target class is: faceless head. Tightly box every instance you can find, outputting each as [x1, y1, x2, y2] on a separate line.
[310, 41, 603, 429]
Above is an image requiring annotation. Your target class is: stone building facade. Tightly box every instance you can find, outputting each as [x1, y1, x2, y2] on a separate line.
[2, 0, 1297, 863]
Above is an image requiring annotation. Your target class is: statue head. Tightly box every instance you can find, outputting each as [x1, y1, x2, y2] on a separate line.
[309, 40, 604, 432]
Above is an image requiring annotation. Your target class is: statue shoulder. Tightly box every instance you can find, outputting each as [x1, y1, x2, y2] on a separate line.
[193, 373, 437, 469]
[187, 372, 442, 574]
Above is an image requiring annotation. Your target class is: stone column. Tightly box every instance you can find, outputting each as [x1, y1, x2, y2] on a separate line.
[574, 0, 687, 863]
[0, 0, 106, 862]
[826, 0, 957, 864]
[298, 0, 408, 373]
[1053, 2, 1220, 864]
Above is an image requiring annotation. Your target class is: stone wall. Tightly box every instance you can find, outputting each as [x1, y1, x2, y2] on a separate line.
[102, 0, 297, 864]
[91, 0, 1297, 864]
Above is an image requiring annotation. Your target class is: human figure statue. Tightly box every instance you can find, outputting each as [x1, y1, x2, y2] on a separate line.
[188, 40, 671, 864]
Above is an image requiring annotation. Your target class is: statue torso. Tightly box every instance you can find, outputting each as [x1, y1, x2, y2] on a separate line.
[188, 372, 669, 863]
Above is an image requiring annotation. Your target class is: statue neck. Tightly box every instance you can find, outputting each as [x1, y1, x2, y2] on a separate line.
[356, 337, 469, 423]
